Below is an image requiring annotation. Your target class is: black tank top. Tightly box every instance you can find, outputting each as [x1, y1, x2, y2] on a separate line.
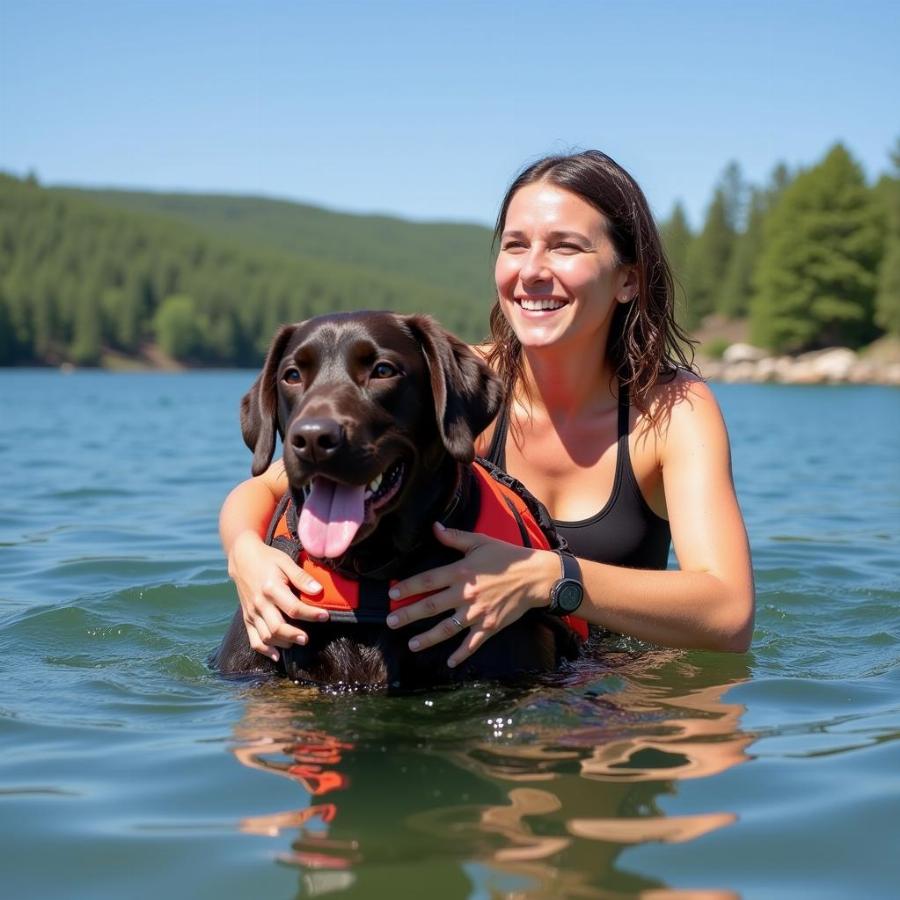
[483, 385, 671, 569]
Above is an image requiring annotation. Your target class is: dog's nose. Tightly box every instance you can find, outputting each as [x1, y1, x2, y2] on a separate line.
[290, 418, 345, 462]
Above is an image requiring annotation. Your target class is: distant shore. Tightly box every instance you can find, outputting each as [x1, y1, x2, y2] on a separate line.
[8, 339, 900, 386]
[695, 342, 900, 386]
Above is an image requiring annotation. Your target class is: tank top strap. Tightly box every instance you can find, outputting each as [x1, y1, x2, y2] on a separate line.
[615, 381, 632, 482]
[484, 399, 510, 469]
[486, 383, 629, 471]
[617, 382, 630, 440]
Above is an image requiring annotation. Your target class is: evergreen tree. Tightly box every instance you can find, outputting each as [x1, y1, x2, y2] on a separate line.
[153, 294, 202, 361]
[770, 161, 793, 195]
[719, 164, 794, 319]
[70, 291, 102, 365]
[751, 144, 882, 351]
[3, 261, 34, 353]
[874, 139, 900, 336]
[719, 190, 765, 319]
[660, 201, 693, 315]
[877, 242, 900, 335]
[31, 271, 58, 358]
[718, 161, 748, 231]
[0, 284, 21, 364]
[683, 162, 743, 325]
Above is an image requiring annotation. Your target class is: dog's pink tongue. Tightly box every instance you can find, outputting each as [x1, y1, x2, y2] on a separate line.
[298, 478, 365, 558]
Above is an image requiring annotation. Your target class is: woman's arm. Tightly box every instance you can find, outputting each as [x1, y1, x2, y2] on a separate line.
[385, 378, 754, 661]
[220, 462, 326, 661]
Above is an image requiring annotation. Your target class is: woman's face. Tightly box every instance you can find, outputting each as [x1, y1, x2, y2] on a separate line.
[495, 182, 634, 350]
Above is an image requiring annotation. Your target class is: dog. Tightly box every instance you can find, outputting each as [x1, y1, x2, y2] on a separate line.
[212, 312, 584, 687]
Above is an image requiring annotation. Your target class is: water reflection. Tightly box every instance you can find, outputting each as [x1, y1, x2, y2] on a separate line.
[228, 651, 752, 897]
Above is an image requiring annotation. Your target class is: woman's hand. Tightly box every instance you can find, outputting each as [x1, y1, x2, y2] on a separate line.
[385, 522, 559, 668]
[228, 531, 327, 662]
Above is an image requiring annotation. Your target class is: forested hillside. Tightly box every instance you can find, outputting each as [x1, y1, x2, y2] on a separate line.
[2, 138, 897, 368]
[66, 188, 495, 307]
[0, 176, 491, 366]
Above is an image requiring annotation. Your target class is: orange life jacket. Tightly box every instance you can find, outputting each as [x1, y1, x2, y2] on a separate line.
[266, 459, 588, 642]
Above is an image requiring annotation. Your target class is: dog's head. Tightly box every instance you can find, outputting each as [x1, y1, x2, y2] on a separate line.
[241, 312, 504, 560]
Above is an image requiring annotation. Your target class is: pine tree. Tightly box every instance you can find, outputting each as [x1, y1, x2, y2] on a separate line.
[70, 290, 102, 365]
[0, 283, 20, 364]
[874, 139, 900, 336]
[683, 163, 743, 326]
[877, 243, 900, 335]
[751, 144, 882, 351]
[153, 294, 200, 361]
[718, 161, 747, 231]
[660, 201, 693, 317]
[719, 164, 793, 320]
[719, 190, 765, 319]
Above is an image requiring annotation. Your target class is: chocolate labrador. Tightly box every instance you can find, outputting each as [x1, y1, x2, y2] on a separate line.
[212, 312, 582, 687]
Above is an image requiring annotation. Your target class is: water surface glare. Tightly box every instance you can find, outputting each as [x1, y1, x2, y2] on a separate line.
[1, 372, 898, 898]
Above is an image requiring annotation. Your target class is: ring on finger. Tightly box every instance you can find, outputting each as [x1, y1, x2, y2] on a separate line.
[450, 614, 465, 630]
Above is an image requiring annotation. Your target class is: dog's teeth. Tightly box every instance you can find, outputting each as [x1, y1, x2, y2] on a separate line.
[368, 473, 383, 494]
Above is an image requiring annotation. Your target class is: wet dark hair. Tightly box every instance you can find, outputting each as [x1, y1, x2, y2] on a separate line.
[487, 150, 696, 414]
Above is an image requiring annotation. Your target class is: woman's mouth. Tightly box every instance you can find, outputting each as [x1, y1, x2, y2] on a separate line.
[515, 297, 568, 314]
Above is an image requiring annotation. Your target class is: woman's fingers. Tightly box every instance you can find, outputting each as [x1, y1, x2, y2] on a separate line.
[280, 557, 324, 599]
[257, 603, 309, 648]
[262, 571, 329, 623]
[431, 522, 485, 551]
[388, 566, 457, 607]
[406, 606, 472, 652]
[388, 525, 488, 604]
[231, 539, 330, 659]
[386, 587, 460, 629]
[447, 626, 490, 668]
[245, 622, 280, 662]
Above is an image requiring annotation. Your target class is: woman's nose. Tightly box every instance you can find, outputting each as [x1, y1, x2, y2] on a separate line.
[519, 246, 551, 283]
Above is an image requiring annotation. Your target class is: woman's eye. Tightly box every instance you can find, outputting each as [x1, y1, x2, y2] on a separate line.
[282, 368, 302, 384]
[502, 242, 527, 252]
[371, 361, 399, 379]
[554, 243, 582, 253]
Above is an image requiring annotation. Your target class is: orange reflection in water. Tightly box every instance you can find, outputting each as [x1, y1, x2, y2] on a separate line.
[227, 654, 752, 896]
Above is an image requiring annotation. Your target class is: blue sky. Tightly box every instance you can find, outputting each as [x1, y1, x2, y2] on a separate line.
[2, 0, 898, 229]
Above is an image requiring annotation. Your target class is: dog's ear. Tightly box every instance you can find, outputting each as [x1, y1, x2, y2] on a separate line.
[403, 315, 504, 464]
[240, 324, 299, 475]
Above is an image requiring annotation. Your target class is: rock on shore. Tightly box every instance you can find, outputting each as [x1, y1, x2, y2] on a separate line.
[698, 345, 900, 385]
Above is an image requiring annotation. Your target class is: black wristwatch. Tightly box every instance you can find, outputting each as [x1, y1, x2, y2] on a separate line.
[548, 551, 584, 615]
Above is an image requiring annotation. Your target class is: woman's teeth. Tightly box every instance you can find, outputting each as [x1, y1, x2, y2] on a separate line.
[518, 298, 566, 311]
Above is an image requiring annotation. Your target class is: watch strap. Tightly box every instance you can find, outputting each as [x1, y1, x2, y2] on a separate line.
[558, 551, 580, 582]
[548, 550, 583, 615]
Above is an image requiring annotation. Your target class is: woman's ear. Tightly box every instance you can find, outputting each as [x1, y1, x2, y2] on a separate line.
[616, 265, 639, 304]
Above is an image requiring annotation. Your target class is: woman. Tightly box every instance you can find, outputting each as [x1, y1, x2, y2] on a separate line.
[220, 151, 754, 664]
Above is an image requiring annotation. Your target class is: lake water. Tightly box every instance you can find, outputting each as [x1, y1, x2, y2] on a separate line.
[1, 370, 898, 899]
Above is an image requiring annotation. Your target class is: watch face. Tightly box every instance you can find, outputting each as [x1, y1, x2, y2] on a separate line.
[557, 581, 583, 613]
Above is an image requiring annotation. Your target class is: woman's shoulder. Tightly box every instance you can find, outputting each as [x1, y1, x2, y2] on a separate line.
[640, 367, 720, 430]
[648, 367, 714, 407]
[644, 369, 728, 455]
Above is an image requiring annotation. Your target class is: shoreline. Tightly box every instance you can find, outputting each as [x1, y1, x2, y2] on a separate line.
[695, 344, 900, 386]
[5, 343, 900, 386]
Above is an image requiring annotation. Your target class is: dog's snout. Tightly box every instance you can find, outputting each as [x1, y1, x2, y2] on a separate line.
[290, 417, 345, 462]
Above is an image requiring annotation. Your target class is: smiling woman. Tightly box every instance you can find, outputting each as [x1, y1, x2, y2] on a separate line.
[219, 150, 755, 668]
[497, 188, 630, 347]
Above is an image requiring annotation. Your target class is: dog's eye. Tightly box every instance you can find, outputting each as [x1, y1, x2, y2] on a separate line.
[282, 367, 302, 384]
[371, 361, 399, 379]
